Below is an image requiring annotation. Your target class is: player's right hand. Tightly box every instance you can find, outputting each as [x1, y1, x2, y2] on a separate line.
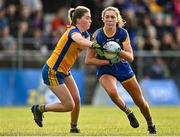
[95, 48, 105, 57]
[92, 43, 105, 57]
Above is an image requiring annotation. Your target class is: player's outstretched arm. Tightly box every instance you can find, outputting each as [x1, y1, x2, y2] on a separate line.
[71, 32, 93, 47]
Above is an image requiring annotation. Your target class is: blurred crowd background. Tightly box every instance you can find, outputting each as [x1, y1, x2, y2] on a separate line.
[0, 0, 180, 104]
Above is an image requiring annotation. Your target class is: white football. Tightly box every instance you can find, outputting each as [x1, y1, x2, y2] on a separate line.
[104, 52, 118, 60]
[103, 41, 120, 53]
[103, 41, 120, 60]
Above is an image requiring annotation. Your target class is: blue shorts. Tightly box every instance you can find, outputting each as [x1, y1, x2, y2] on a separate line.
[97, 61, 135, 83]
[42, 64, 71, 86]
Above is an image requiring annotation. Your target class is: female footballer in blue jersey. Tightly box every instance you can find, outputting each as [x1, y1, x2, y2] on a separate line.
[31, 6, 101, 133]
[85, 6, 156, 134]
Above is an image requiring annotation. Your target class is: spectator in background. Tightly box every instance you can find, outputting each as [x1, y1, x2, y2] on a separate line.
[143, 25, 160, 51]
[42, 25, 55, 50]
[134, 14, 151, 50]
[32, 28, 48, 53]
[153, 13, 164, 39]
[0, 26, 16, 52]
[32, 28, 43, 50]
[173, 0, 180, 28]
[16, 5, 31, 37]
[160, 32, 176, 51]
[149, 57, 170, 79]
[51, 7, 68, 41]
[18, 20, 32, 49]
[160, 32, 177, 80]
[20, 0, 42, 14]
[0, 8, 9, 30]
[143, 0, 163, 14]
[18, 5, 31, 22]
[31, 10, 44, 31]
[140, 24, 160, 78]
[141, 13, 152, 31]
[163, 14, 175, 37]
[6, 4, 18, 37]
[123, 8, 137, 50]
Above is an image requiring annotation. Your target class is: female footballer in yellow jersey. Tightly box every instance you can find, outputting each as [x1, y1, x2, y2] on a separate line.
[31, 6, 102, 133]
[85, 7, 157, 134]
[47, 25, 89, 75]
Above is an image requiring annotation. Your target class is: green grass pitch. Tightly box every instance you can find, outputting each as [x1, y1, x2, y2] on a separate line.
[0, 105, 180, 136]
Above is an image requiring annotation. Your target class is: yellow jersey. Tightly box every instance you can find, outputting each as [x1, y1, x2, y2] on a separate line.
[47, 26, 90, 75]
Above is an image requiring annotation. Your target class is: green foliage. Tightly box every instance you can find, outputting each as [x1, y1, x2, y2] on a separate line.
[0, 106, 180, 136]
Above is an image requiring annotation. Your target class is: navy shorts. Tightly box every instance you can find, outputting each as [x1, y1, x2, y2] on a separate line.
[97, 61, 135, 83]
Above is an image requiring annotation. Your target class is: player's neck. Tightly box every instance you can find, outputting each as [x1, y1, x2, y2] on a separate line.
[76, 24, 85, 33]
[103, 27, 116, 38]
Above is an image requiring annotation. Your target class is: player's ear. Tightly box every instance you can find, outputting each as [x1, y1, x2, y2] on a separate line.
[76, 18, 81, 24]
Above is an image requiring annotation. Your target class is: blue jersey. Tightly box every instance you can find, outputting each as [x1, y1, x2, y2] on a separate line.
[93, 27, 135, 83]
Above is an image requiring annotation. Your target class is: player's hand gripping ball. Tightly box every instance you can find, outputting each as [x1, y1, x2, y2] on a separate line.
[103, 41, 121, 60]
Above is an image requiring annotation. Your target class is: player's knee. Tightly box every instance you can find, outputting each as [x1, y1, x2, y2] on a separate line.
[64, 101, 75, 111]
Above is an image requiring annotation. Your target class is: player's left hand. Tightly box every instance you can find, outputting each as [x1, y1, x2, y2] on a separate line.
[95, 48, 105, 57]
[92, 42, 105, 57]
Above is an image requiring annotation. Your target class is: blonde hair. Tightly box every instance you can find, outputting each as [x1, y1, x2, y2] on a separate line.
[68, 6, 90, 25]
[101, 6, 126, 27]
